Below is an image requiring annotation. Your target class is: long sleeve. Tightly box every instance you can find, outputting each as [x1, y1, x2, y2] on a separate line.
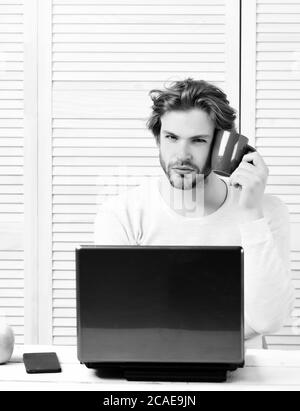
[94, 206, 131, 245]
[239, 200, 295, 338]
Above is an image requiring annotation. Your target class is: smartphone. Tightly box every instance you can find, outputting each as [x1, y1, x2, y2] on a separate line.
[23, 352, 62, 374]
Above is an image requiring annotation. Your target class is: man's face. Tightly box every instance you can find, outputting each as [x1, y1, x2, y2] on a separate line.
[158, 108, 215, 190]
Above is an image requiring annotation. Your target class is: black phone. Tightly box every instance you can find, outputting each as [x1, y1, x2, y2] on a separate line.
[23, 352, 62, 374]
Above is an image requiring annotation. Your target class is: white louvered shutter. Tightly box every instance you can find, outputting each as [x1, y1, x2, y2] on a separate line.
[50, 0, 240, 345]
[255, 0, 300, 349]
[0, 0, 24, 344]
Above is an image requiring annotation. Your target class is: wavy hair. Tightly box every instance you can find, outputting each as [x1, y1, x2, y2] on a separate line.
[147, 78, 237, 144]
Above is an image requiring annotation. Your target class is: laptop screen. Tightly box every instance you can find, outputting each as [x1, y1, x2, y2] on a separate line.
[76, 246, 244, 365]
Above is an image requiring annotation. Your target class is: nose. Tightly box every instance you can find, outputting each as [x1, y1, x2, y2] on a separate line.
[176, 141, 192, 162]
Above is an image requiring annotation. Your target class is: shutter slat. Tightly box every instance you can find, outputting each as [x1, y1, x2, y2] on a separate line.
[53, 270, 75, 279]
[53, 72, 225, 82]
[53, 23, 225, 34]
[257, 139, 300, 147]
[53, 15, 225, 25]
[53, 138, 156, 148]
[53, 52, 225, 63]
[53, 61, 225, 71]
[257, 24, 300, 33]
[53, 5, 225, 15]
[53, 0, 225, 4]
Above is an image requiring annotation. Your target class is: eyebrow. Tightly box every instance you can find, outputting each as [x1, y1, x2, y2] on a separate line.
[162, 130, 211, 139]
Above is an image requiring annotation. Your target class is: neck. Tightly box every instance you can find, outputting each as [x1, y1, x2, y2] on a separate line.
[159, 172, 227, 218]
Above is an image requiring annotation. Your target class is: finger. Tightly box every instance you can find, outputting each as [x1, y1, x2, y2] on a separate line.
[231, 168, 254, 180]
[230, 176, 250, 189]
[230, 169, 254, 188]
[240, 160, 269, 185]
[242, 152, 269, 176]
[238, 161, 256, 172]
[242, 151, 265, 167]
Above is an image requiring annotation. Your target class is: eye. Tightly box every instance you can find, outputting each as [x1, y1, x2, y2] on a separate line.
[165, 134, 177, 141]
[193, 139, 206, 143]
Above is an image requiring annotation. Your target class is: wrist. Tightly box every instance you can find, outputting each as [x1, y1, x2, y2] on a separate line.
[240, 207, 264, 223]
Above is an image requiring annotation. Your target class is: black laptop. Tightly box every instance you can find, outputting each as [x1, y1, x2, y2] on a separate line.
[76, 245, 244, 382]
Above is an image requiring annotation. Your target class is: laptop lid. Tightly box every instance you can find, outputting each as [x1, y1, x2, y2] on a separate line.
[76, 245, 244, 366]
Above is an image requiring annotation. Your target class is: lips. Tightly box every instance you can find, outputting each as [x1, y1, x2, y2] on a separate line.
[173, 167, 194, 172]
[173, 168, 195, 175]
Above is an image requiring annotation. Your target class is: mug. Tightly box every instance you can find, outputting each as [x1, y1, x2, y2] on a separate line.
[211, 130, 256, 177]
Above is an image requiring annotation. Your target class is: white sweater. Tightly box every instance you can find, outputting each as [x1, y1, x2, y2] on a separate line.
[94, 175, 295, 340]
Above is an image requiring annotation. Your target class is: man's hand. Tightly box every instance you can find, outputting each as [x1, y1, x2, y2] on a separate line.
[229, 151, 269, 217]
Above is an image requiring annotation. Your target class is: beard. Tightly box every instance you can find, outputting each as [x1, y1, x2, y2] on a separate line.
[159, 151, 212, 191]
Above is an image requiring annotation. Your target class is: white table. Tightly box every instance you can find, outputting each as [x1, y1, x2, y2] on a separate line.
[1, 345, 300, 391]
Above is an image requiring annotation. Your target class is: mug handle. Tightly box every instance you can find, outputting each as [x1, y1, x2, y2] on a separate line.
[245, 144, 256, 154]
[244, 144, 256, 165]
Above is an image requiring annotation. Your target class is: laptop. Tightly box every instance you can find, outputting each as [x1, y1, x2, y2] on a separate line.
[76, 245, 244, 382]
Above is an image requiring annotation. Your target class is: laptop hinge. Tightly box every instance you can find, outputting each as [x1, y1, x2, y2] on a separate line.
[123, 366, 228, 382]
[87, 362, 236, 382]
